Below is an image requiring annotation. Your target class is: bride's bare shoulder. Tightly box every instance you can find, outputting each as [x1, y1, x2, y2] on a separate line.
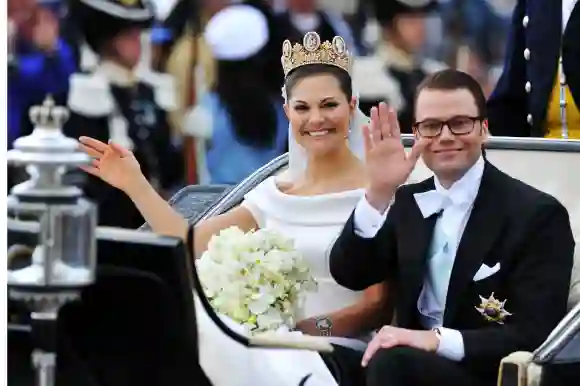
[273, 179, 295, 194]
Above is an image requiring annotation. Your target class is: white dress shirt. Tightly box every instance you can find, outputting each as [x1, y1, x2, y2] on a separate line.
[563, 0, 578, 32]
[352, 157, 485, 361]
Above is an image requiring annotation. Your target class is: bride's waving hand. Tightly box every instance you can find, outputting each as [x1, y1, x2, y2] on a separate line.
[77, 136, 257, 256]
[79, 137, 142, 191]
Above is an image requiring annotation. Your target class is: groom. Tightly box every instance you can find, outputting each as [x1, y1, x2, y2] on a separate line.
[326, 69, 575, 386]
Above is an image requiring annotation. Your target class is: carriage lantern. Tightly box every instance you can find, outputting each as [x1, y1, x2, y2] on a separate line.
[7, 95, 97, 386]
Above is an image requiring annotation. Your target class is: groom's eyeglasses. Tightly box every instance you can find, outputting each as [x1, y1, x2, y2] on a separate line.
[413, 116, 484, 138]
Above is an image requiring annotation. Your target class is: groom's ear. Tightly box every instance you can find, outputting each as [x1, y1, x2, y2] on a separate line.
[481, 119, 490, 138]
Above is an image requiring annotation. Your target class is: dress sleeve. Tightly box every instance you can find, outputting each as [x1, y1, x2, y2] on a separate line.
[239, 178, 273, 228]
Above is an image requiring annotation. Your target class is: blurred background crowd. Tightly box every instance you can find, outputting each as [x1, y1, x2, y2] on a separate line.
[7, 0, 520, 227]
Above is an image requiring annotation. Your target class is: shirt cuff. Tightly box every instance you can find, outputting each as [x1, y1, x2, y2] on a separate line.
[436, 327, 465, 361]
[353, 195, 390, 238]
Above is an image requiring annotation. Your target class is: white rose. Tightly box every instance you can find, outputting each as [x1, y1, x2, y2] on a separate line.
[256, 308, 284, 331]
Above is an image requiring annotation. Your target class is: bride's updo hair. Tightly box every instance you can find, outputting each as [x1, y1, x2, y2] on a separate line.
[281, 31, 353, 101]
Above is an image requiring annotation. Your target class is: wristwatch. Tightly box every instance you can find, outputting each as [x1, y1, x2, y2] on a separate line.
[315, 317, 333, 337]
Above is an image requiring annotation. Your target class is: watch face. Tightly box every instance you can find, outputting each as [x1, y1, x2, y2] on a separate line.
[315, 317, 332, 335]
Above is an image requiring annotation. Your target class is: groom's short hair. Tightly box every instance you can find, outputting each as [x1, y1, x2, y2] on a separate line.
[414, 69, 487, 118]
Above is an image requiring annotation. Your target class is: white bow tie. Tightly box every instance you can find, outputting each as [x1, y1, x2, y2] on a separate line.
[414, 189, 472, 219]
[414, 190, 451, 218]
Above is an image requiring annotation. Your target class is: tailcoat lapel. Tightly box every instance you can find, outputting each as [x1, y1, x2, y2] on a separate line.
[443, 162, 507, 325]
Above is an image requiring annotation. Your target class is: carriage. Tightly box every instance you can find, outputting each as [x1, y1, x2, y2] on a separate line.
[7, 130, 580, 386]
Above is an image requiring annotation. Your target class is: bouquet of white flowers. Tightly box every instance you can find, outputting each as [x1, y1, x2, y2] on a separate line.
[196, 226, 318, 333]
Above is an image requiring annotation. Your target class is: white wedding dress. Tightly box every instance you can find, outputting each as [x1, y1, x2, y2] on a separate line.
[195, 176, 368, 386]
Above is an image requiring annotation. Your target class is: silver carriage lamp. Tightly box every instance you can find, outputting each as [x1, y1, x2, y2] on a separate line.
[7, 95, 97, 386]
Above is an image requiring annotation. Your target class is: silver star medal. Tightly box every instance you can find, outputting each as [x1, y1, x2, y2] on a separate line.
[475, 292, 512, 324]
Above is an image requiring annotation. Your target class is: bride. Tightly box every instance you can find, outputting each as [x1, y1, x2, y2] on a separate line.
[78, 29, 388, 385]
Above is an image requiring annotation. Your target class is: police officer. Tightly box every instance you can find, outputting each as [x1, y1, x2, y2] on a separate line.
[354, 0, 444, 133]
[65, 0, 183, 228]
[487, 0, 580, 138]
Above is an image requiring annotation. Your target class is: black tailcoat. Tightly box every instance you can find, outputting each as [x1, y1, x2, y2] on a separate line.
[330, 162, 575, 380]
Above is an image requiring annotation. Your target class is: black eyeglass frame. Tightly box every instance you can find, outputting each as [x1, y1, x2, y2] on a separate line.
[412, 116, 486, 138]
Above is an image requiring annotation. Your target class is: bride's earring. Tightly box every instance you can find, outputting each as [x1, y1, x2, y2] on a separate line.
[345, 114, 354, 139]
[344, 128, 351, 139]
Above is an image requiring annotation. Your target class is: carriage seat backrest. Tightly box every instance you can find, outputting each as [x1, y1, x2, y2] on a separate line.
[406, 148, 580, 309]
[141, 185, 233, 230]
[176, 149, 580, 307]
